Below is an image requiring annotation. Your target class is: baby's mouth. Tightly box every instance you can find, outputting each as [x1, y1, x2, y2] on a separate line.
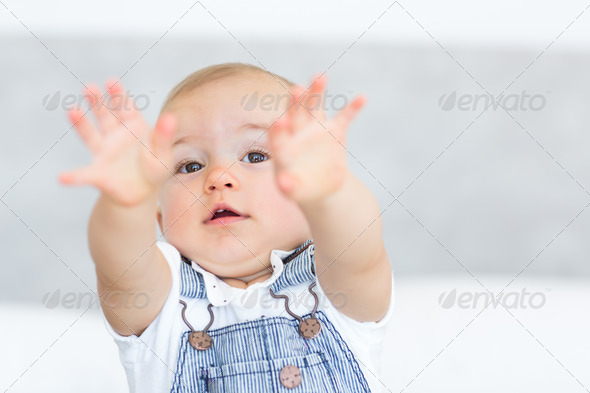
[211, 209, 240, 220]
[205, 208, 249, 224]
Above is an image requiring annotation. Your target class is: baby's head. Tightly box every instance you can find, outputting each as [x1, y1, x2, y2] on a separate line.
[156, 63, 312, 279]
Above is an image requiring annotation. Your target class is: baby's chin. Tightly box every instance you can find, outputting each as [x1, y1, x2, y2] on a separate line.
[199, 258, 273, 282]
[186, 248, 272, 277]
[171, 236, 275, 275]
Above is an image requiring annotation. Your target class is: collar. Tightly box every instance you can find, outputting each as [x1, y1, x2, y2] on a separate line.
[179, 240, 315, 307]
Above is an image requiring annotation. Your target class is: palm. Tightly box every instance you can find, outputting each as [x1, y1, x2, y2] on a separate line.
[60, 81, 176, 207]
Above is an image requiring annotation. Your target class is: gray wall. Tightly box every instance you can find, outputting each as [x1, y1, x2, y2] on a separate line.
[1, 37, 589, 303]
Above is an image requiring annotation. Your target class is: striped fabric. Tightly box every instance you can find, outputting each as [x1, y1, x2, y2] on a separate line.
[179, 258, 207, 299]
[172, 239, 371, 393]
[269, 239, 316, 293]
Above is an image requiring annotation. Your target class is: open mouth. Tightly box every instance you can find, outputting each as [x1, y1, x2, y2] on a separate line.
[205, 205, 249, 225]
[211, 209, 240, 220]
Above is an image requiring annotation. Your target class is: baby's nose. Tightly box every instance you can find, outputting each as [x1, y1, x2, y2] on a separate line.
[205, 168, 238, 192]
[207, 180, 233, 190]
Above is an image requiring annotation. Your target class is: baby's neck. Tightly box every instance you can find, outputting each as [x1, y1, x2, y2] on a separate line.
[220, 270, 274, 289]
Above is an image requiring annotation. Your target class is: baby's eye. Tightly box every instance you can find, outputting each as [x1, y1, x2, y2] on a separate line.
[242, 150, 270, 164]
[178, 161, 203, 174]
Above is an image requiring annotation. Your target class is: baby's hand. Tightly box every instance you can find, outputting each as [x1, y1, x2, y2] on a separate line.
[59, 81, 177, 206]
[268, 74, 366, 205]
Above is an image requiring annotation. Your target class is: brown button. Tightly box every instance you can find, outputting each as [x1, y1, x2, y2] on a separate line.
[298, 317, 321, 339]
[280, 365, 302, 389]
[189, 330, 212, 350]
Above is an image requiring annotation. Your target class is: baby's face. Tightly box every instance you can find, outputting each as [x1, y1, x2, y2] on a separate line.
[157, 73, 311, 279]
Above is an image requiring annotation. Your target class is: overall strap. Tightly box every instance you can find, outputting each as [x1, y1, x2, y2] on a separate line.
[179, 257, 207, 299]
[269, 239, 315, 293]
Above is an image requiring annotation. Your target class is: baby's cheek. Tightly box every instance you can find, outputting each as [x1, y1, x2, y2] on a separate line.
[161, 198, 200, 234]
[271, 194, 308, 226]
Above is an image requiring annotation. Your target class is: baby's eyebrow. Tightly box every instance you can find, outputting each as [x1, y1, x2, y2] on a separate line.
[240, 122, 274, 131]
[172, 135, 197, 147]
[172, 124, 270, 147]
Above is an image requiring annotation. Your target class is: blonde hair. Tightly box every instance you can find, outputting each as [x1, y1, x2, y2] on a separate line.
[160, 62, 295, 113]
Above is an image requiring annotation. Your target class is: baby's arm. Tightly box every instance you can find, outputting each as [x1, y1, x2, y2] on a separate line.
[60, 81, 177, 336]
[268, 75, 392, 323]
[88, 194, 171, 336]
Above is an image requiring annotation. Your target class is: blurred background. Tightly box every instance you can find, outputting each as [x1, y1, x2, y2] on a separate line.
[1, 0, 589, 392]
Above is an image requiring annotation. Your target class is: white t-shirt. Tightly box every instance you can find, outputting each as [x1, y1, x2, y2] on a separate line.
[104, 241, 395, 392]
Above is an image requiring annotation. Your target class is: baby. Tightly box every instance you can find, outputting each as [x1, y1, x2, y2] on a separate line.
[60, 63, 394, 392]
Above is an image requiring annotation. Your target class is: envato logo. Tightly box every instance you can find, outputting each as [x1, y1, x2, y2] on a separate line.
[239, 288, 347, 310]
[284, 335, 311, 353]
[438, 91, 547, 112]
[42, 90, 151, 112]
[41, 288, 150, 310]
[240, 90, 351, 112]
[438, 288, 547, 310]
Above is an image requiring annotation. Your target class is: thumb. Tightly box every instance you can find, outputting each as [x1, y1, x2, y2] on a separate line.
[59, 165, 97, 187]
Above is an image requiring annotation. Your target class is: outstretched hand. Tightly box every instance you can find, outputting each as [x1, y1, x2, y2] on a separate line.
[268, 74, 366, 205]
[59, 81, 177, 206]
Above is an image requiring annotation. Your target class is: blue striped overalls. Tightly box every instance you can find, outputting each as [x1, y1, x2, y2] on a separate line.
[170, 240, 371, 393]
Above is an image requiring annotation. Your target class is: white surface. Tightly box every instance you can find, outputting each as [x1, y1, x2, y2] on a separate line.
[2, 275, 589, 392]
[0, 0, 589, 48]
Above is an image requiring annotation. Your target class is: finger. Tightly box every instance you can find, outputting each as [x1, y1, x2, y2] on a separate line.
[106, 79, 137, 124]
[59, 165, 97, 186]
[287, 85, 308, 133]
[68, 108, 102, 153]
[84, 84, 100, 117]
[85, 85, 118, 132]
[150, 112, 177, 170]
[267, 115, 290, 156]
[333, 95, 366, 130]
[102, 79, 129, 129]
[305, 73, 327, 120]
[105, 79, 123, 118]
[276, 171, 296, 196]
